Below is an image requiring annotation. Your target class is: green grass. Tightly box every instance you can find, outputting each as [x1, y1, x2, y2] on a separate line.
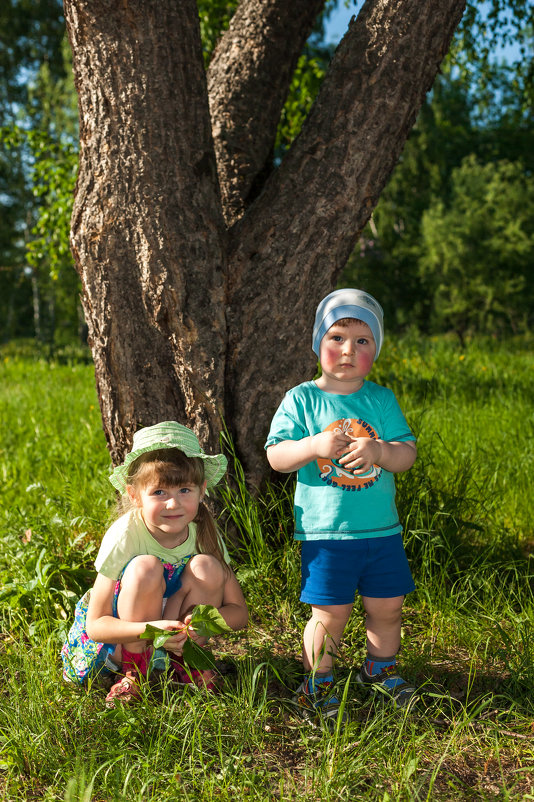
[0, 336, 533, 801]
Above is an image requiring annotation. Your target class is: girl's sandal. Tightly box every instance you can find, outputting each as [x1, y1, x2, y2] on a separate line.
[105, 670, 141, 707]
[170, 657, 220, 692]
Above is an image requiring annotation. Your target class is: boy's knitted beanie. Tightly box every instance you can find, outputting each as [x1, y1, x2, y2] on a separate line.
[312, 288, 384, 359]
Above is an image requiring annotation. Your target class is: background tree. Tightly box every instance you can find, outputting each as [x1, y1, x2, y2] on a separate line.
[61, 0, 471, 481]
[0, 1, 78, 344]
[341, 0, 533, 334]
[419, 156, 534, 342]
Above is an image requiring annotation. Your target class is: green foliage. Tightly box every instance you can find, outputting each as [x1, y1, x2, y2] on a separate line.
[26, 131, 77, 281]
[0, 0, 66, 122]
[3, 125, 78, 277]
[0, 124, 82, 345]
[139, 623, 177, 649]
[189, 603, 233, 637]
[452, 0, 533, 115]
[275, 46, 331, 158]
[419, 156, 534, 340]
[197, 0, 238, 64]
[0, 23, 80, 345]
[342, 64, 534, 337]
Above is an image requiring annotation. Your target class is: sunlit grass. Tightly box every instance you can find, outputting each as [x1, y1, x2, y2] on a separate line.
[0, 337, 533, 801]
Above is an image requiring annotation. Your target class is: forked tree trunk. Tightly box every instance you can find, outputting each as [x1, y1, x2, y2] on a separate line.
[64, 0, 466, 483]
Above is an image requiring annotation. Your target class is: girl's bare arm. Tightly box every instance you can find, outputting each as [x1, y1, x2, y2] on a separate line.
[85, 573, 186, 649]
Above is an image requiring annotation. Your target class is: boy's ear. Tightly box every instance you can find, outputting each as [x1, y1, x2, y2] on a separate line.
[126, 485, 141, 506]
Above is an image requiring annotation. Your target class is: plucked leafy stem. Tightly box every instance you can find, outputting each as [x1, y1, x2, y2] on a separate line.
[188, 603, 232, 637]
[140, 604, 231, 669]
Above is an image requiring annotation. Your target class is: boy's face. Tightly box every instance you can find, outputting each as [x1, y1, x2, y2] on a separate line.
[317, 319, 376, 392]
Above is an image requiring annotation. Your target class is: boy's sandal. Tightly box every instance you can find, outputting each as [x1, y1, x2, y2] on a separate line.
[292, 680, 349, 729]
[356, 664, 417, 709]
[105, 670, 141, 708]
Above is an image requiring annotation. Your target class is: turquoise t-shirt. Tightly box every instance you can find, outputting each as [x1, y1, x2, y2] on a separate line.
[265, 381, 415, 540]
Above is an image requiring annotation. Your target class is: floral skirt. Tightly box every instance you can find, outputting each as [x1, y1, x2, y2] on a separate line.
[61, 556, 190, 684]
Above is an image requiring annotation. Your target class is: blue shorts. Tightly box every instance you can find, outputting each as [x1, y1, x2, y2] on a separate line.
[300, 535, 415, 606]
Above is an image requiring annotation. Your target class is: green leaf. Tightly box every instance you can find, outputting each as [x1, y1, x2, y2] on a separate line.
[188, 604, 232, 638]
[139, 606, 230, 668]
[182, 638, 217, 671]
[139, 623, 178, 649]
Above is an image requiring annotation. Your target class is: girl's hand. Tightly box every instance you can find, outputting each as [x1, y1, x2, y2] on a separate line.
[182, 613, 208, 648]
[147, 617, 208, 654]
[148, 619, 188, 655]
[338, 437, 382, 474]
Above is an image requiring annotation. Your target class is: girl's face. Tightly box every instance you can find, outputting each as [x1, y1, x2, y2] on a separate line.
[316, 320, 376, 393]
[128, 479, 207, 545]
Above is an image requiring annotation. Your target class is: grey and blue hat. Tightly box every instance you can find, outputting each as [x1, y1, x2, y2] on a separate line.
[312, 288, 384, 359]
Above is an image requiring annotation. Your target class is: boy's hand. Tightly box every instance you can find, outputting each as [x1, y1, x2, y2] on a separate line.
[312, 430, 352, 460]
[338, 437, 382, 474]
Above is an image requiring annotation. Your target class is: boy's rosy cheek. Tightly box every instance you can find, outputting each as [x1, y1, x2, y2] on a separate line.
[359, 354, 374, 373]
[321, 347, 338, 367]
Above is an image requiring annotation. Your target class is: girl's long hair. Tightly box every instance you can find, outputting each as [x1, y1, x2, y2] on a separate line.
[122, 448, 226, 567]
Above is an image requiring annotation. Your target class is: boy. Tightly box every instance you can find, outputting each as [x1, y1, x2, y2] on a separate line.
[265, 288, 417, 726]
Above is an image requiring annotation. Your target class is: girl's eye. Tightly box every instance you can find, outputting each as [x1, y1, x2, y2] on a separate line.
[332, 335, 343, 342]
[179, 487, 191, 494]
[357, 338, 369, 345]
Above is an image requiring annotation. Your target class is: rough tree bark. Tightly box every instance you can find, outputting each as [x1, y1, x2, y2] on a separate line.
[64, 0, 466, 483]
[65, 0, 227, 464]
[207, 0, 325, 225]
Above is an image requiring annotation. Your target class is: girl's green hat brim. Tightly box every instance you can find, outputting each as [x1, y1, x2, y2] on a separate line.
[109, 421, 227, 493]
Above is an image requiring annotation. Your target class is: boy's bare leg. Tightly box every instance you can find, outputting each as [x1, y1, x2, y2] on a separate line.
[361, 595, 404, 658]
[302, 603, 353, 673]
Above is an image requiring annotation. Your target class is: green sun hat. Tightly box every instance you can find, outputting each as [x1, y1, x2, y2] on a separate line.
[109, 421, 227, 493]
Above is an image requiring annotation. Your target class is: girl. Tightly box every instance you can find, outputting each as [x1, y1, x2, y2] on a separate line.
[61, 421, 248, 706]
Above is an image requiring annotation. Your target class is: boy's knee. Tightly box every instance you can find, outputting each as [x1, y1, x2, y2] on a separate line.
[363, 596, 404, 621]
[311, 603, 353, 627]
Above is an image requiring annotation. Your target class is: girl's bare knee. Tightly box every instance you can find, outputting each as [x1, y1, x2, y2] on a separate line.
[186, 554, 225, 584]
[121, 555, 164, 590]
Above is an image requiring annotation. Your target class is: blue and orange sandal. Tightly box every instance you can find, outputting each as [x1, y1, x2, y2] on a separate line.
[292, 679, 348, 728]
[356, 662, 417, 708]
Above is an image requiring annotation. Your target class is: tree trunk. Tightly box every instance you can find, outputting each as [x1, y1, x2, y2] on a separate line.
[207, 0, 326, 225]
[64, 0, 228, 464]
[64, 0, 466, 483]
